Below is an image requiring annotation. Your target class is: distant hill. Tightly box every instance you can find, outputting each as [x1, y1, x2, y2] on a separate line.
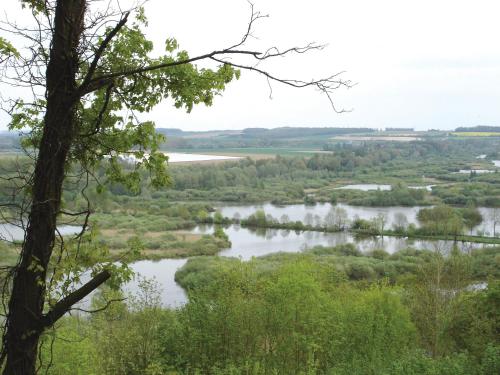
[156, 128, 186, 137]
[157, 126, 377, 151]
[385, 127, 415, 132]
[455, 125, 500, 132]
[156, 128, 242, 138]
[240, 127, 374, 139]
[0, 132, 22, 152]
[157, 127, 374, 139]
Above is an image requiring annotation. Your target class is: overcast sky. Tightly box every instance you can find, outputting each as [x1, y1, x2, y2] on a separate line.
[2, 0, 500, 131]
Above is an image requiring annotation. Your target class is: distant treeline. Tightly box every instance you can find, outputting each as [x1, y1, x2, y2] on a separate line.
[0, 133, 21, 152]
[156, 128, 241, 137]
[455, 125, 500, 132]
[158, 126, 375, 138]
[385, 127, 414, 132]
[239, 127, 375, 138]
[160, 126, 376, 149]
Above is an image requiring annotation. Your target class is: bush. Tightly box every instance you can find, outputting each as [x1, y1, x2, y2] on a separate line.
[370, 249, 389, 260]
[347, 262, 376, 280]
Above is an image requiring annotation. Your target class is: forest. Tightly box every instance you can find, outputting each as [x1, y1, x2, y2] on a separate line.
[35, 246, 500, 374]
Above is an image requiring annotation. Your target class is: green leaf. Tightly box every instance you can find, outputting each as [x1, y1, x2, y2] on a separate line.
[0, 37, 19, 59]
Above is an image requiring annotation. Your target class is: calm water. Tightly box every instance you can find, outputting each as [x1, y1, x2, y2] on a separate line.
[166, 152, 241, 163]
[456, 169, 494, 174]
[7, 204, 492, 308]
[0, 223, 81, 241]
[192, 225, 483, 258]
[118, 152, 241, 164]
[334, 184, 435, 192]
[126, 259, 188, 308]
[3, 203, 496, 308]
[455, 158, 500, 172]
[218, 202, 421, 227]
[335, 184, 392, 191]
[125, 222, 492, 307]
[216, 203, 498, 236]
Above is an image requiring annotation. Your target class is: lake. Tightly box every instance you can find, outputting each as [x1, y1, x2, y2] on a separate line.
[166, 152, 242, 163]
[334, 184, 435, 191]
[127, 258, 188, 308]
[0, 223, 81, 242]
[118, 152, 241, 164]
[456, 169, 495, 174]
[215, 203, 498, 236]
[219, 202, 421, 228]
[126, 221, 493, 307]
[191, 225, 484, 258]
[335, 184, 391, 191]
[5, 204, 493, 308]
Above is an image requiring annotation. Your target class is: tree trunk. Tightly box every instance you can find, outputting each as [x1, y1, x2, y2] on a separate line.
[2, 1, 86, 373]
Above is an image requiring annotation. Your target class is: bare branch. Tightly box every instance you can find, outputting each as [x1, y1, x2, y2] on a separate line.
[210, 57, 353, 113]
[225, 1, 268, 51]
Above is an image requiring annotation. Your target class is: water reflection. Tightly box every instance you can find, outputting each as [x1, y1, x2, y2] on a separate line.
[130, 224, 492, 307]
[216, 203, 498, 237]
[126, 259, 188, 308]
[191, 225, 487, 260]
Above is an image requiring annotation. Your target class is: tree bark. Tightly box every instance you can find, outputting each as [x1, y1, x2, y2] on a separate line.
[2, 1, 86, 373]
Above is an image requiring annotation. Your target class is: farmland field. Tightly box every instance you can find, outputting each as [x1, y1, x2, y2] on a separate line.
[332, 135, 421, 142]
[173, 147, 323, 157]
[452, 131, 500, 137]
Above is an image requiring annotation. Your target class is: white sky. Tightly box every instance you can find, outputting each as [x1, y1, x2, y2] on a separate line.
[2, 0, 500, 131]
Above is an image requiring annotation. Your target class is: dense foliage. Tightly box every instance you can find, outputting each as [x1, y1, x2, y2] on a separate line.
[38, 246, 499, 374]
